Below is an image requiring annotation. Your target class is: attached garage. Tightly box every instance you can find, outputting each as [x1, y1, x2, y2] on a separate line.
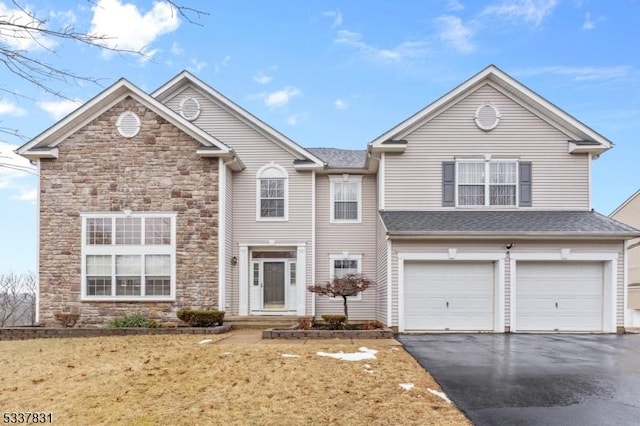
[514, 262, 604, 332]
[403, 261, 496, 331]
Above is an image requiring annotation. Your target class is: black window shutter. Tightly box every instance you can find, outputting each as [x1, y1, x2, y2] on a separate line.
[442, 161, 455, 206]
[519, 161, 532, 207]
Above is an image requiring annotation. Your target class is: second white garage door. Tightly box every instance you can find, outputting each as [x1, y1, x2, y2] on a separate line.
[515, 262, 604, 332]
[404, 261, 495, 331]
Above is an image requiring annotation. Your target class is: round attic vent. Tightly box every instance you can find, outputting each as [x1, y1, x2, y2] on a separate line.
[474, 103, 501, 131]
[180, 97, 201, 121]
[116, 111, 140, 138]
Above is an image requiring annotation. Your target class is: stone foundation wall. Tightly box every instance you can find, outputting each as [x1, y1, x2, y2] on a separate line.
[38, 96, 219, 326]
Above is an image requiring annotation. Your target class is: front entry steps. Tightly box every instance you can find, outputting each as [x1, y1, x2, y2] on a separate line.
[226, 315, 299, 330]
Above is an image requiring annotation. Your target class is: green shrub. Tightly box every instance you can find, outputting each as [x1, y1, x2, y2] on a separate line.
[107, 314, 160, 328]
[177, 309, 225, 327]
[321, 314, 346, 330]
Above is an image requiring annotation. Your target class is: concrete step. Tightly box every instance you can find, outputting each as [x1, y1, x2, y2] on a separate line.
[226, 315, 299, 330]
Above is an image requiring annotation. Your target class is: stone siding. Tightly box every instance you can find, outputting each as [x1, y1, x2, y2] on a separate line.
[38, 96, 219, 326]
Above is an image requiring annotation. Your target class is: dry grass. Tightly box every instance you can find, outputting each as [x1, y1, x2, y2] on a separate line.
[0, 334, 469, 425]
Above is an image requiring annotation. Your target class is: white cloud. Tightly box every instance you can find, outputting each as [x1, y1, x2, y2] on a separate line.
[436, 16, 474, 53]
[582, 12, 604, 30]
[0, 2, 56, 50]
[170, 41, 184, 55]
[12, 188, 37, 202]
[514, 65, 634, 81]
[37, 99, 82, 120]
[0, 101, 27, 117]
[334, 99, 350, 110]
[89, 0, 180, 55]
[446, 0, 465, 11]
[482, 0, 559, 26]
[322, 9, 343, 28]
[264, 87, 302, 109]
[213, 55, 231, 74]
[0, 142, 36, 200]
[254, 71, 273, 85]
[335, 29, 428, 64]
[188, 59, 207, 73]
[286, 113, 308, 126]
[49, 9, 77, 26]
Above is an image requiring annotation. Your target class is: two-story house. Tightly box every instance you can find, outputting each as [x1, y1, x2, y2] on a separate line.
[17, 65, 638, 333]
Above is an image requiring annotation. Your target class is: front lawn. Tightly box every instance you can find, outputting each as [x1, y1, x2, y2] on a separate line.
[0, 334, 469, 425]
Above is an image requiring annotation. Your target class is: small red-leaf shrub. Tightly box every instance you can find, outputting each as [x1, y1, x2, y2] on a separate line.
[177, 309, 225, 327]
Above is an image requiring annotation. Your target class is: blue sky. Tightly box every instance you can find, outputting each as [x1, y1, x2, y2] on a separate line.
[1, 0, 639, 273]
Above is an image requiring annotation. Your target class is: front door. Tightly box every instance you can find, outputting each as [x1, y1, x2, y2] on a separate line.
[263, 261, 285, 310]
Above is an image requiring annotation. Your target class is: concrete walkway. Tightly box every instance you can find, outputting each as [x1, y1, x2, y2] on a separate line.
[216, 329, 403, 346]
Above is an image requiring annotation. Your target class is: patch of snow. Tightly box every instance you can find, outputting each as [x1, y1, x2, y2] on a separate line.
[363, 364, 374, 374]
[281, 354, 300, 358]
[219, 351, 234, 356]
[363, 364, 372, 369]
[198, 339, 213, 345]
[391, 347, 400, 351]
[399, 383, 414, 391]
[316, 347, 378, 361]
[428, 388, 452, 404]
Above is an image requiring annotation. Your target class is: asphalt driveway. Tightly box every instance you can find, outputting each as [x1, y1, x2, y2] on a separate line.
[398, 334, 640, 426]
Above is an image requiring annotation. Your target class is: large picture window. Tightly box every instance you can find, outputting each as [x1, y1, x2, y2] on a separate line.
[457, 160, 517, 206]
[82, 213, 175, 300]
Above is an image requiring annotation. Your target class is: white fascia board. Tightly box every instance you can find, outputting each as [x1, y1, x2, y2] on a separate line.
[369, 65, 612, 150]
[18, 79, 231, 157]
[19, 148, 59, 160]
[152, 71, 325, 167]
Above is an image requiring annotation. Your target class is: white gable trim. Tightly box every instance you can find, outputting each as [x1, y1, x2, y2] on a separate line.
[152, 71, 325, 167]
[17, 79, 232, 158]
[369, 65, 612, 151]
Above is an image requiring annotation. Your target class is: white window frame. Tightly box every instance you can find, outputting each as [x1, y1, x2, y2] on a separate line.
[256, 163, 289, 221]
[328, 253, 363, 301]
[455, 158, 518, 207]
[81, 212, 176, 301]
[329, 174, 362, 224]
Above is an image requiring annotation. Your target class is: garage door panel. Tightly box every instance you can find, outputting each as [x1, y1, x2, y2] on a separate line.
[516, 262, 603, 332]
[404, 261, 494, 331]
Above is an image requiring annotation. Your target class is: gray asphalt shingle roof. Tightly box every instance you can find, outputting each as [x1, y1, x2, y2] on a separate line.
[380, 210, 640, 237]
[306, 148, 367, 168]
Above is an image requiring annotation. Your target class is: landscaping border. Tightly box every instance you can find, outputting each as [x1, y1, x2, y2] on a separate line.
[0, 324, 231, 341]
[262, 326, 394, 339]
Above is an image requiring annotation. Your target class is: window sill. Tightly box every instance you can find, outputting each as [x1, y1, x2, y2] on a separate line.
[256, 217, 289, 222]
[330, 219, 362, 224]
[81, 296, 175, 302]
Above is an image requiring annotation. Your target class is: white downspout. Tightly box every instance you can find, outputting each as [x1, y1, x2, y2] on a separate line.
[311, 170, 316, 317]
[217, 158, 226, 311]
[35, 159, 40, 325]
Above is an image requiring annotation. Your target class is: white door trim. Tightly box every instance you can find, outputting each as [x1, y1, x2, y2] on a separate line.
[238, 242, 307, 316]
[397, 251, 506, 333]
[509, 250, 618, 333]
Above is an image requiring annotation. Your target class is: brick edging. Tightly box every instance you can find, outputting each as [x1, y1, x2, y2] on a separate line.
[262, 327, 394, 339]
[0, 324, 232, 341]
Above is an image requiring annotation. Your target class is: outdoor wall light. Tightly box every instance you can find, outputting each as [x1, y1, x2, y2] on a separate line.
[505, 243, 514, 250]
[231, 256, 238, 266]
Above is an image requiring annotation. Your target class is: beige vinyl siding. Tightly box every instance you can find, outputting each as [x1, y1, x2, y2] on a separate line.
[165, 86, 313, 315]
[384, 83, 590, 210]
[314, 174, 377, 320]
[611, 196, 640, 287]
[389, 239, 624, 328]
[376, 214, 389, 325]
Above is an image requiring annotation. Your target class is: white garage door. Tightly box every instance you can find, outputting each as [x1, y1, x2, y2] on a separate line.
[403, 261, 495, 331]
[515, 262, 603, 332]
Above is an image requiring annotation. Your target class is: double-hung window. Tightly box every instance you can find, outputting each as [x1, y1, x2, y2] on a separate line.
[330, 175, 362, 223]
[257, 163, 288, 221]
[457, 160, 517, 206]
[329, 254, 363, 301]
[82, 213, 175, 300]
